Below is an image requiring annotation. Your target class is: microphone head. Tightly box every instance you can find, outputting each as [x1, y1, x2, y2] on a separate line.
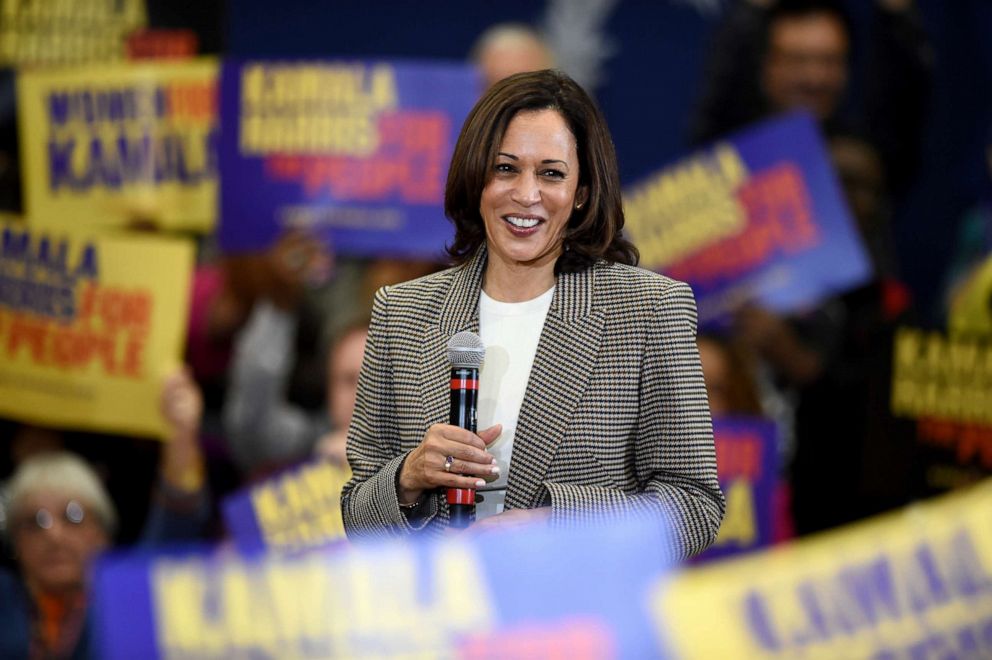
[447, 331, 485, 369]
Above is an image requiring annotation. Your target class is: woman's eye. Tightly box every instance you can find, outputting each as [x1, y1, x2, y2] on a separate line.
[541, 169, 566, 179]
[494, 163, 516, 174]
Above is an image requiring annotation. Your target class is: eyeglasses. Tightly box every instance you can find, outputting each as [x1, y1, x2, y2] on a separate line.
[16, 500, 88, 533]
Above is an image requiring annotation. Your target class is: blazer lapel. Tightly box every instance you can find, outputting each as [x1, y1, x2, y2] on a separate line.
[419, 248, 487, 431]
[505, 263, 604, 509]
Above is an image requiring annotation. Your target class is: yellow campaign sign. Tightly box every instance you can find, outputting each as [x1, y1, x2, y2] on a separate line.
[0, 220, 193, 438]
[890, 326, 992, 426]
[0, 0, 146, 66]
[17, 58, 218, 234]
[651, 478, 992, 659]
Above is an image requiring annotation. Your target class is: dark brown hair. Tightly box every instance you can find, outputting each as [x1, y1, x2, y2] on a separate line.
[444, 69, 638, 273]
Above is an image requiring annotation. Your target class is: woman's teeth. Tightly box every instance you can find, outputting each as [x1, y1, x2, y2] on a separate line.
[506, 216, 540, 228]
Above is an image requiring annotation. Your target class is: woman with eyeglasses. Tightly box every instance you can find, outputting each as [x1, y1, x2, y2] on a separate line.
[0, 368, 211, 659]
[0, 451, 114, 659]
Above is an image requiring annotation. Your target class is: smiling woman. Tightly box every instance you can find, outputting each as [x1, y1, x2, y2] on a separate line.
[341, 70, 725, 558]
[478, 110, 587, 301]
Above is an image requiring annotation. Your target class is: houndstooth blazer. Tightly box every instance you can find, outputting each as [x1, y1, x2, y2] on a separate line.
[341, 246, 725, 559]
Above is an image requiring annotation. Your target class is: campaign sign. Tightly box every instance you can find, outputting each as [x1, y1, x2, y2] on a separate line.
[698, 417, 777, 561]
[17, 58, 219, 233]
[218, 59, 480, 259]
[222, 459, 351, 553]
[892, 326, 992, 491]
[0, 0, 146, 66]
[93, 516, 676, 659]
[0, 220, 193, 437]
[624, 112, 871, 325]
[651, 477, 992, 659]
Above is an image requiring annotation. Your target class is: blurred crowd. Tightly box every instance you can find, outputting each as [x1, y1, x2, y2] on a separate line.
[1, 1, 990, 658]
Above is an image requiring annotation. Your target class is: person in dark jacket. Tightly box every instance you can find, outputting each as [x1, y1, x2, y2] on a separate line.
[691, 0, 931, 193]
[0, 368, 211, 659]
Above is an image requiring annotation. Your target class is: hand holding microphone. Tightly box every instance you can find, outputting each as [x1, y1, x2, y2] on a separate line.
[397, 332, 500, 526]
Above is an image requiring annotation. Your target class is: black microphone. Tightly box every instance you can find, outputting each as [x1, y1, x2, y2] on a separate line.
[446, 331, 484, 528]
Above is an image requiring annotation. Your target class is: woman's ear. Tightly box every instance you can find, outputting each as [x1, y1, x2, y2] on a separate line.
[574, 186, 589, 210]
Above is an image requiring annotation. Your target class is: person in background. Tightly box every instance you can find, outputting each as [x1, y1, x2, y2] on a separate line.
[223, 303, 366, 479]
[735, 129, 917, 535]
[313, 323, 369, 468]
[697, 333, 797, 542]
[188, 229, 333, 492]
[697, 334, 764, 417]
[222, 228, 444, 481]
[0, 368, 210, 659]
[470, 23, 555, 90]
[691, 0, 931, 193]
[143, 367, 213, 543]
[0, 451, 113, 659]
[220, 231, 334, 480]
[342, 70, 724, 557]
[186, 230, 332, 416]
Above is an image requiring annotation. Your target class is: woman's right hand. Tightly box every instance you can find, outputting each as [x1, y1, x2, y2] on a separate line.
[397, 423, 502, 506]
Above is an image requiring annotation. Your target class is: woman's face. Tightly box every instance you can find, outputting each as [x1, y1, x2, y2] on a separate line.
[479, 109, 587, 272]
[12, 492, 109, 595]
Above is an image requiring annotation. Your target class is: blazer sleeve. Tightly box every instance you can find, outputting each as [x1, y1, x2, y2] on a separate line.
[340, 286, 444, 540]
[541, 281, 725, 560]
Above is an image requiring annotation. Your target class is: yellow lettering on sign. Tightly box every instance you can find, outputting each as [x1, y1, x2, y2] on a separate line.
[624, 143, 749, 268]
[891, 327, 992, 425]
[713, 479, 756, 547]
[239, 64, 396, 156]
[151, 537, 497, 657]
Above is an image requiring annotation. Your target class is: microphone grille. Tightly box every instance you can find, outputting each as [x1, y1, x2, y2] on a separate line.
[447, 331, 485, 368]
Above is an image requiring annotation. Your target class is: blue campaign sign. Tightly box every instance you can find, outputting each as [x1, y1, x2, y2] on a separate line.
[697, 417, 778, 562]
[91, 516, 678, 659]
[217, 59, 480, 259]
[623, 112, 872, 326]
[221, 459, 350, 553]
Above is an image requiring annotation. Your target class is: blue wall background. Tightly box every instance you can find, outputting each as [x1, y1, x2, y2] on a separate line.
[226, 0, 992, 322]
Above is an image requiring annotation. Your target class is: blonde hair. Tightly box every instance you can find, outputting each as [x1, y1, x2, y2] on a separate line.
[4, 451, 117, 537]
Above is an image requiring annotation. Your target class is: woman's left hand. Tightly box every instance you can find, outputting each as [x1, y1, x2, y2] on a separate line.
[467, 507, 552, 535]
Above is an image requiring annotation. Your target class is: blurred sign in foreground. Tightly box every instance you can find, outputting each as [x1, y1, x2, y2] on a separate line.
[93, 475, 992, 658]
[93, 516, 674, 659]
[653, 477, 992, 658]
